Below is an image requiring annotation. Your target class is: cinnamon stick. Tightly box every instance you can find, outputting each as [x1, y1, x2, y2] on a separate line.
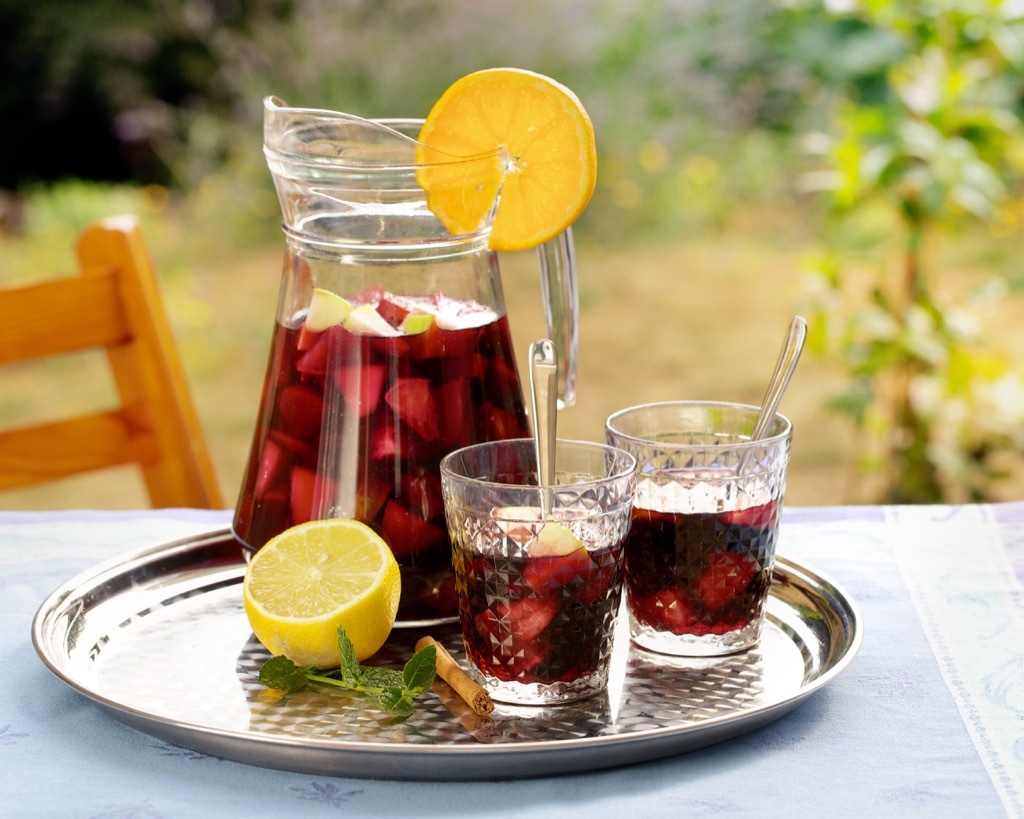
[416, 635, 494, 716]
[431, 679, 497, 737]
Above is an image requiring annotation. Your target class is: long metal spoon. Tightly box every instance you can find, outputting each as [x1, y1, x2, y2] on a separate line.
[742, 316, 807, 469]
[529, 339, 559, 515]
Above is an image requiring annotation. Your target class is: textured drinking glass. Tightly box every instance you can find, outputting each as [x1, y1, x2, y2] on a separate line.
[605, 401, 792, 657]
[440, 438, 637, 705]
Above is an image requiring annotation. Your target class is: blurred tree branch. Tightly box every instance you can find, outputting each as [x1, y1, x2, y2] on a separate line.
[802, 0, 1024, 502]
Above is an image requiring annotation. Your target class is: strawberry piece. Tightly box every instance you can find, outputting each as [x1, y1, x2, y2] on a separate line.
[369, 423, 431, 462]
[507, 641, 550, 678]
[289, 466, 317, 524]
[720, 499, 780, 530]
[400, 472, 445, 522]
[296, 325, 321, 352]
[633, 588, 695, 633]
[297, 324, 359, 377]
[508, 597, 559, 641]
[469, 616, 548, 679]
[253, 438, 290, 499]
[523, 549, 596, 595]
[475, 597, 558, 643]
[296, 332, 329, 375]
[436, 377, 473, 448]
[369, 424, 401, 460]
[334, 364, 386, 416]
[473, 604, 505, 643]
[366, 332, 410, 361]
[288, 467, 338, 527]
[384, 378, 439, 441]
[376, 294, 411, 328]
[356, 477, 391, 523]
[695, 551, 758, 611]
[413, 322, 480, 360]
[277, 384, 324, 439]
[711, 618, 748, 635]
[381, 500, 445, 558]
[268, 428, 317, 459]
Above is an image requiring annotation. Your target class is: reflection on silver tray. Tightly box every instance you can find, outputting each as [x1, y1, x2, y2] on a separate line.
[32, 529, 862, 780]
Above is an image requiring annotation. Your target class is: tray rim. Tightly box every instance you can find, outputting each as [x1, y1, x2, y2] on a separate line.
[32, 527, 864, 779]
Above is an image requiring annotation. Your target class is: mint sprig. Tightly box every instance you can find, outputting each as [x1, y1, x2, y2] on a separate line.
[258, 626, 436, 717]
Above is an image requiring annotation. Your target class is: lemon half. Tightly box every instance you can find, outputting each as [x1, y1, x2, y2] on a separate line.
[243, 519, 401, 668]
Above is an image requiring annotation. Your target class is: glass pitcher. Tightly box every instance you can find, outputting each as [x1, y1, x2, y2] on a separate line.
[233, 97, 579, 626]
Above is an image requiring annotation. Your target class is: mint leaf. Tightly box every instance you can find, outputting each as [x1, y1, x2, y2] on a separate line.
[258, 656, 310, 692]
[336, 627, 363, 687]
[402, 644, 437, 694]
[378, 687, 413, 716]
[256, 626, 437, 717]
[361, 666, 405, 689]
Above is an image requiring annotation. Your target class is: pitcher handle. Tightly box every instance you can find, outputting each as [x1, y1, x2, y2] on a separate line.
[536, 228, 579, 408]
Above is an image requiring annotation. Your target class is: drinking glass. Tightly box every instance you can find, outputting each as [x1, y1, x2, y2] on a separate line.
[605, 401, 792, 657]
[440, 438, 636, 705]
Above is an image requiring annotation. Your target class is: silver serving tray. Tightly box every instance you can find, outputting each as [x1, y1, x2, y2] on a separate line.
[32, 528, 862, 780]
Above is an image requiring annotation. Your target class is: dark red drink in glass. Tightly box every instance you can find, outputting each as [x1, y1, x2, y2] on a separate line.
[625, 497, 778, 639]
[457, 539, 624, 686]
[605, 401, 793, 656]
[441, 438, 637, 705]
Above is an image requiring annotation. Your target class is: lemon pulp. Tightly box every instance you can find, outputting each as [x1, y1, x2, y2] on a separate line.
[243, 518, 401, 668]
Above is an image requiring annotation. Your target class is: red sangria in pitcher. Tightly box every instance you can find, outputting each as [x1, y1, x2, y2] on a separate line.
[234, 96, 580, 626]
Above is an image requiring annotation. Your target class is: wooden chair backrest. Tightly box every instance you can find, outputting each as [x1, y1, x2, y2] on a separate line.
[0, 215, 224, 508]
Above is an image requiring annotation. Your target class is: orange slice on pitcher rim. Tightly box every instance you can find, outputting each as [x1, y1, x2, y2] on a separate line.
[417, 68, 598, 252]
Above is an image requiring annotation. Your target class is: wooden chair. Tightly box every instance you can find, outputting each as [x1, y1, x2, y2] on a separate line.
[0, 215, 225, 508]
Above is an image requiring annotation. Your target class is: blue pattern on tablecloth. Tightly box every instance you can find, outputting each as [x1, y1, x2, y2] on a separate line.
[886, 504, 1024, 817]
[2, 505, 1021, 817]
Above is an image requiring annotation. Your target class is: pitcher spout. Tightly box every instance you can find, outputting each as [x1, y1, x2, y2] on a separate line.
[263, 96, 507, 251]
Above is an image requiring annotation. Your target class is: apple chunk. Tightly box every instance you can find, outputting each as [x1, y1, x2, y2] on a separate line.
[344, 303, 402, 337]
[533, 520, 584, 556]
[489, 507, 584, 556]
[305, 288, 353, 332]
[401, 312, 434, 335]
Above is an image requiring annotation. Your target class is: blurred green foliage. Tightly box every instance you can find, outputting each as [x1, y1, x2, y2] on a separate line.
[802, 0, 1024, 502]
[3, 0, 1023, 503]
[0, 0, 849, 238]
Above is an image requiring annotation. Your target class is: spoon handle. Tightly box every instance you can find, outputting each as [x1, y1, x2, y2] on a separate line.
[530, 340, 559, 510]
[750, 316, 807, 443]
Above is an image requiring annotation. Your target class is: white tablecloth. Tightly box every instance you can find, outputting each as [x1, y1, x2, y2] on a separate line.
[2, 504, 1022, 817]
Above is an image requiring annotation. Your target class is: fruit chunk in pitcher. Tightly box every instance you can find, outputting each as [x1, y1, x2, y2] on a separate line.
[233, 287, 530, 623]
[625, 483, 778, 637]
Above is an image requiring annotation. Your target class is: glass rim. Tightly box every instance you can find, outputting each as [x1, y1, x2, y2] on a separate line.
[439, 437, 638, 491]
[605, 400, 792, 449]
